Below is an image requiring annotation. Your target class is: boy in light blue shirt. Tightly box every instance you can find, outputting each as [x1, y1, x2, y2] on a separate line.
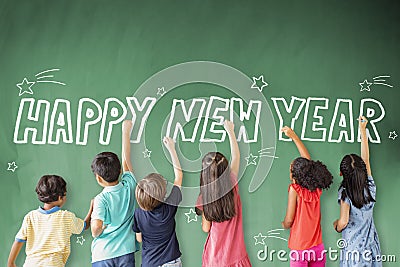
[90, 120, 138, 267]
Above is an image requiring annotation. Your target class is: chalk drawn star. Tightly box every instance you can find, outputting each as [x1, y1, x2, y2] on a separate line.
[251, 75, 269, 92]
[76, 236, 85, 245]
[16, 78, 35, 96]
[389, 131, 398, 140]
[184, 208, 198, 223]
[143, 148, 152, 158]
[157, 87, 166, 97]
[359, 79, 372, 92]
[7, 162, 18, 172]
[245, 153, 258, 166]
[254, 233, 267, 245]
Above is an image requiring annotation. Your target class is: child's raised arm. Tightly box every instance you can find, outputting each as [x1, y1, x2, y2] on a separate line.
[122, 120, 134, 172]
[359, 116, 371, 176]
[163, 137, 183, 187]
[224, 120, 240, 176]
[281, 126, 311, 160]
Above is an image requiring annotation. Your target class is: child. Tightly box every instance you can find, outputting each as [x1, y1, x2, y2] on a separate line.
[132, 136, 183, 267]
[333, 116, 381, 267]
[7, 175, 93, 267]
[90, 120, 138, 266]
[281, 126, 333, 267]
[196, 120, 251, 267]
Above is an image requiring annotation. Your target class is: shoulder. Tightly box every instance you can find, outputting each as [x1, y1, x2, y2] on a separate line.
[121, 171, 137, 183]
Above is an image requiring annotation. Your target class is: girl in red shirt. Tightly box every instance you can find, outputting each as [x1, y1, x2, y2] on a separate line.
[281, 126, 333, 267]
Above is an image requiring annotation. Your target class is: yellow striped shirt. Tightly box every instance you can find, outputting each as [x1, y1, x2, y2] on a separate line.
[16, 206, 85, 267]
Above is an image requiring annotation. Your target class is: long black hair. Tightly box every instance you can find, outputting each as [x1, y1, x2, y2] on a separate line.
[291, 157, 333, 191]
[339, 154, 375, 209]
[199, 152, 236, 223]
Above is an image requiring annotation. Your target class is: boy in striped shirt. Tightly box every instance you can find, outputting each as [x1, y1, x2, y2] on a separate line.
[7, 175, 93, 267]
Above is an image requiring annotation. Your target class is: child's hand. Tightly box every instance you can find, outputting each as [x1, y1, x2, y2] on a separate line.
[223, 120, 234, 134]
[163, 136, 175, 152]
[358, 116, 368, 130]
[122, 120, 133, 134]
[281, 126, 297, 139]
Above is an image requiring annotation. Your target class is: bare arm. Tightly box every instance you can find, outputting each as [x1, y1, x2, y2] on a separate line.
[333, 200, 350, 233]
[359, 116, 371, 176]
[91, 219, 106, 238]
[224, 121, 240, 176]
[83, 200, 94, 230]
[136, 233, 142, 243]
[7, 241, 24, 267]
[282, 186, 297, 229]
[122, 120, 134, 172]
[163, 137, 183, 187]
[201, 213, 211, 233]
[281, 126, 311, 160]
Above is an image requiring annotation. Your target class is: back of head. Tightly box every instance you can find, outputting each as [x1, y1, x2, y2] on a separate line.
[91, 152, 121, 183]
[35, 175, 67, 203]
[200, 152, 236, 223]
[291, 157, 333, 191]
[339, 154, 375, 208]
[136, 173, 167, 211]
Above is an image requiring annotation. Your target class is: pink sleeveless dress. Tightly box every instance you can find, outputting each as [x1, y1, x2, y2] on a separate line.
[197, 173, 252, 267]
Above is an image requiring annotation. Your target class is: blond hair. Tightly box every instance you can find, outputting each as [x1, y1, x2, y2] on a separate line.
[136, 173, 167, 211]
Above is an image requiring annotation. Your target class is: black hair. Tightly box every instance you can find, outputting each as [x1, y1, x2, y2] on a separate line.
[291, 157, 333, 191]
[339, 154, 375, 209]
[199, 152, 236, 223]
[91, 152, 121, 183]
[35, 175, 67, 203]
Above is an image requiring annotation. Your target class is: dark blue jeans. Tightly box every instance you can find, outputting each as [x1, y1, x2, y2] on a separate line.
[92, 252, 135, 267]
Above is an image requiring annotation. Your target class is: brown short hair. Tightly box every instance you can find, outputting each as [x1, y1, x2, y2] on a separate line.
[136, 173, 167, 211]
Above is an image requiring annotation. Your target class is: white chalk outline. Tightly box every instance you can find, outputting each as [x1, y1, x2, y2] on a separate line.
[200, 96, 229, 143]
[251, 75, 269, 92]
[230, 98, 262, 143]
[271, 96, 307, 142]
[48, 99, 73, 144]
[328, 99, 354, 143]
[7, 162, 18, 172]
[35, 68, 66, 86]
[126, 97, 157, 144]
[300, 97, 329, 142]
[258, 147, 279, 159]
[373, 75, 393, 88]
[389, 131, 398, 140]
[76, 236, 85, 245]
[254, 233, 267, 245]
[184, 208, 198, 223]
[357, 98, 385, 143]
[99, 98, 127, 145]
[266, 228, 287, 242]
[16, 78, 35, 96]
[13, 98, 50, 144]
[245, 153, 258, 166]
[166, 98, 207, 142]
[143, 148, 152, 158]
[359, 79, 372, 91]
[76, 98, 103, 145]
[157, 87, 166, 97]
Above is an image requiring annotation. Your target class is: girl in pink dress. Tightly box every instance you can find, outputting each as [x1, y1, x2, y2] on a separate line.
[196, 120, 251, 267]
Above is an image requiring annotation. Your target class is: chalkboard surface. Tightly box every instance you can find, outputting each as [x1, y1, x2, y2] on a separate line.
[1, 1, 399, 266]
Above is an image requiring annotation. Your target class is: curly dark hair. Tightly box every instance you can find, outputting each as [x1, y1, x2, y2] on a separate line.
[35, 175, 67, 203]
[91, 152, 121, 183]
[291, 157, 333, 191]
[339, 154, 375, 209]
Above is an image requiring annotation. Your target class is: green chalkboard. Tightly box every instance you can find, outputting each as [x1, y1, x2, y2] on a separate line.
[1, 0, 399, 266]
